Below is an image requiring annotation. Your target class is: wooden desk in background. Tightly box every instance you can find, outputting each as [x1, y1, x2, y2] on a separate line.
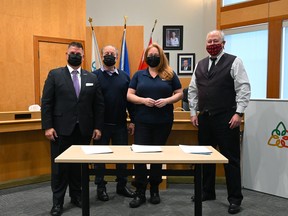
[55, 145, 228, 216]
[0, 111, 50, 188]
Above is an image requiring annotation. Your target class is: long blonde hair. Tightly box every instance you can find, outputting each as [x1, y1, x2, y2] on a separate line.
[144, 43, 174, 80]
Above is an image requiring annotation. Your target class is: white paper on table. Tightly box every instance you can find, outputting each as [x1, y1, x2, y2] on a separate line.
[131, 144, 162, 153]
[81, 146, 113, 154]
[179, 145, 212, 154]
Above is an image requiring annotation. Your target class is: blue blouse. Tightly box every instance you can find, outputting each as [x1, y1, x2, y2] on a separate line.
[129, 69, 182, 124]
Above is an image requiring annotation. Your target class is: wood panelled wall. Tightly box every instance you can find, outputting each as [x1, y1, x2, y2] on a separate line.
[0, 0, 86, 111]
[217, 0, 288, 98]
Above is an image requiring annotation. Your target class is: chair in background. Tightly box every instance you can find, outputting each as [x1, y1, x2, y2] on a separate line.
[182, 88, 189, 111]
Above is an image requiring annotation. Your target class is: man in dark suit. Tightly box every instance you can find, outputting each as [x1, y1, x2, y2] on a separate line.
[181, 59, 191, 71]
[41, 42, 105, 216]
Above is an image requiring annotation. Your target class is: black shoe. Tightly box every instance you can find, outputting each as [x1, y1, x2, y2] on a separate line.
[117, 186, 135, 198]
[50, 205, 63, 216]
[97, 188, 109, 201]
[70, 197, 82, 208]
[191, 194, 216, 202]
[149, 193, 160, 204]
[228, 203, 241, 214]
[129, 194, 146, 208]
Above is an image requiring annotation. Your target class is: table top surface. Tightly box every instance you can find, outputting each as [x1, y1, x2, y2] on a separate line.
[55, 145, 228, 164]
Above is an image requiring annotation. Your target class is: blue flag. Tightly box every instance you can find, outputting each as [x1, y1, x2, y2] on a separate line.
[119, 29, 130, 75]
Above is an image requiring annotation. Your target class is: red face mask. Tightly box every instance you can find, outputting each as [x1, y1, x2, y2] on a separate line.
[206, 44, 223, 56]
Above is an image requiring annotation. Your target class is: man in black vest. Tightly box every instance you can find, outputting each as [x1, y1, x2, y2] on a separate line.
[188, 30, 251, 214]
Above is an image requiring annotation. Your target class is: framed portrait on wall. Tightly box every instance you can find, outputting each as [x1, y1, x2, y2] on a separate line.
[177, 53, 195, 76]
[163, 25, 183, 50]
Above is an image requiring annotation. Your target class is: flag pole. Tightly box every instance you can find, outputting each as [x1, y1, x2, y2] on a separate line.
[138, 19, 158, 70]
[88, 17, 102, 69]
[151, 19, 157, 36]
[120, 16, 130, 74]
[148, 19, 157, 46]
[120, 16, 127, 70]
[124, 15, 127, 30]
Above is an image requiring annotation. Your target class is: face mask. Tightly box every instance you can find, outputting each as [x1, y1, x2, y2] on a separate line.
[68, 53, 82, 66]
[146, 56, 160, 67]
[206, 44, 223, 56]
[103, 54, 116, 66]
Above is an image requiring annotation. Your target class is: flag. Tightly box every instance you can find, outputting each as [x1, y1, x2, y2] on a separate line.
[91, 29, 102, 71]
[138, 19, 157, 70]
[90, 25, 102, 71]
[138, 37, 152, 70]
[119, 28, 130, 75]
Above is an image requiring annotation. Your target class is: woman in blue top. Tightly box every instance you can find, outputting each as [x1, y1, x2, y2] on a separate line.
[127, 43, 183, 208]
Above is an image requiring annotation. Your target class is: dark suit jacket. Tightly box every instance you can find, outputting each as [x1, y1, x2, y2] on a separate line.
[181, 65, 191, 71]
[41, 66, 105, 137]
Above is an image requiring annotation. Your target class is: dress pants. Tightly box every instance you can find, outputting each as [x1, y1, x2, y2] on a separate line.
[94, 123, 129, 188]
[133, 122, 173, 187]
[50, 124, 91, 206]
[198, 110, 243, 205]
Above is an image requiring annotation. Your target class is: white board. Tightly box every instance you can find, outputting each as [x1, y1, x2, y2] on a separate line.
[242, 99, 288, 198]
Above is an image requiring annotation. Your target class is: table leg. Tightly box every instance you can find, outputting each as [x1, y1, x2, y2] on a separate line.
[81, 163, 90, 216]
[194, 164, 202, 216]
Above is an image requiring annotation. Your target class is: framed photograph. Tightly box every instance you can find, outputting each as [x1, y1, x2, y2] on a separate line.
[163, 25, 183, 50]
[164, 52, 170, 63]
[177, 53, 195, 76]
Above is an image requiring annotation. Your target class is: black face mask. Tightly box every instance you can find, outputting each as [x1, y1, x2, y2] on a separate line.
[146, 56, 160, 67]
[103, 54, 116, 66]
[68, 53, 82, 66]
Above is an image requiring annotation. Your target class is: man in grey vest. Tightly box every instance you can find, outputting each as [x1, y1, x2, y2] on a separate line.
[188, 30, 251, 214]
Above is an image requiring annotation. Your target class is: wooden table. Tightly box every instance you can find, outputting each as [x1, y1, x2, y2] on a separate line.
[55, 145, 228, 216]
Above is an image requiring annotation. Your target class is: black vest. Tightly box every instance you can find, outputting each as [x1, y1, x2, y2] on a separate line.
[195, 53, 237, 115]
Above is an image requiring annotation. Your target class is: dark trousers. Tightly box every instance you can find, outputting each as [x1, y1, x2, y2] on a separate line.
[50, 124, 91, 206]
[133, 122, 173, 188]
[198, 110, 243, 205]
[94, 123, 128, 188]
